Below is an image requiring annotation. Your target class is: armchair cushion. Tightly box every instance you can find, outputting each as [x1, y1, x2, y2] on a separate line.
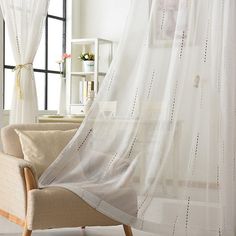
[27, 187, 120, 230]
[1, 123, 81, 158]
[15, 129, 77, 177]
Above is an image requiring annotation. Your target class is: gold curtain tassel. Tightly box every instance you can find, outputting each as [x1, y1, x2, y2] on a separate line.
[12, 63, 33, 100]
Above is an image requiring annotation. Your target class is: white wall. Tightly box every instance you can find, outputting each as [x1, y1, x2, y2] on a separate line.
[71, 0, 80, 39]
[78, 0, 131, 42]
[0, 10, 3, 129]
[71, 0, 131, 64]
[69, 0, 131, 110]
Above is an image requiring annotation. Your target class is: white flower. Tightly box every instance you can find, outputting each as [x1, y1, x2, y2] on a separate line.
[85, 55, 89, 59]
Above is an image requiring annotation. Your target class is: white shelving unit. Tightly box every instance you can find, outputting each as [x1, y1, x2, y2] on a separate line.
[69, 38, 113, 115]
[71, 72, 106, 77]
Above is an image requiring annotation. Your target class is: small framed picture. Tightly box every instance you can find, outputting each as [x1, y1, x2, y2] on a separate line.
[148, 0, 189, 48]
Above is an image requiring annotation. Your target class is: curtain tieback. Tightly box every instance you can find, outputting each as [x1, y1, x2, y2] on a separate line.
[12, 63, 33, 100]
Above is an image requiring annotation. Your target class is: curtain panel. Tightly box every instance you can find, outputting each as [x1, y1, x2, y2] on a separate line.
[39, 0, 236, 235]
[0, 0, 50, 123]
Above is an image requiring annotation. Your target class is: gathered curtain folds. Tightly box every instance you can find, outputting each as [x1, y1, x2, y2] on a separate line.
[39, 0, 236, 235]
[0, 0, 50, 124]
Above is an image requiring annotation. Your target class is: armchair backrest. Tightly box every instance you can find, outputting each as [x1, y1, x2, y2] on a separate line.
[1, 123, 81, 158]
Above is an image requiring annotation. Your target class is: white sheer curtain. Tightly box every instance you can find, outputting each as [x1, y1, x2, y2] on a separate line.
[0, 0, 49, 124]
[40, 0, 236, 235]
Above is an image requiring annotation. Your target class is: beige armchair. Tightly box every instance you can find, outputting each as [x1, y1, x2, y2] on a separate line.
[0, 123, 133, 236]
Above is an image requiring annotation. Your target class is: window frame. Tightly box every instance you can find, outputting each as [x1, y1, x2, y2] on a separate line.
[2, 0, 67, 111]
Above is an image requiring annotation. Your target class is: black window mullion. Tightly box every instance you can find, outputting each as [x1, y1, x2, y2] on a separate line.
[45, 16, 48, 110]
[47, 14, 66, 21]
[63, 0, 66, 54]
[3, 22, 5, 110]
[4, 65, 61, 74]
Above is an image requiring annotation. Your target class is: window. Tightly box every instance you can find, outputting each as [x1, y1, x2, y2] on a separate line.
[3, 0, 66, 111]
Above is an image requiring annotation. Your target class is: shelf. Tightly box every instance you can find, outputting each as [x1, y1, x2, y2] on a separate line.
[38, 116, 85, 124]
[70, 103, 84, 106]
[71, 38, 113, 45]
[71, 72, 106, 77]
[69, 37, 113, 115]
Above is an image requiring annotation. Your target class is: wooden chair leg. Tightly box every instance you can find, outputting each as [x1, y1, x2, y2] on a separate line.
[23, 167, 36, 236]
[123, 225, 133, 236]
[22, 228, 32, 236]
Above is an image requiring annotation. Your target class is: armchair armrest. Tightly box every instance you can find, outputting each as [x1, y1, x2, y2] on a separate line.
[0, 151, 37, 224]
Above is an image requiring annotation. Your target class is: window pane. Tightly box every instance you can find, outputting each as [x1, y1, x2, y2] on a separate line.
[34, 30, 45, 70]
[48, 73, 61, 110]
[5, 27, 15, 66]
[48, 18, 63, 71]
[48, 0, 63, 17]
[35, 72, 45, 110]
[4, 69, 15, 110]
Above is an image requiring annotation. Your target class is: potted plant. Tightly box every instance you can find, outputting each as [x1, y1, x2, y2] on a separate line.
[78, 52, 95, 72]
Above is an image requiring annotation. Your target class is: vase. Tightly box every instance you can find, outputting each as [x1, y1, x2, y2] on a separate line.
[83, 60, 94, 72]
[57, 77, 67, 115]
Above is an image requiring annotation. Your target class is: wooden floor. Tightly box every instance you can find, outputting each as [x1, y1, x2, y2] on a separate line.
[0, 226, 156, 236]
[0, 217, 157, 236]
